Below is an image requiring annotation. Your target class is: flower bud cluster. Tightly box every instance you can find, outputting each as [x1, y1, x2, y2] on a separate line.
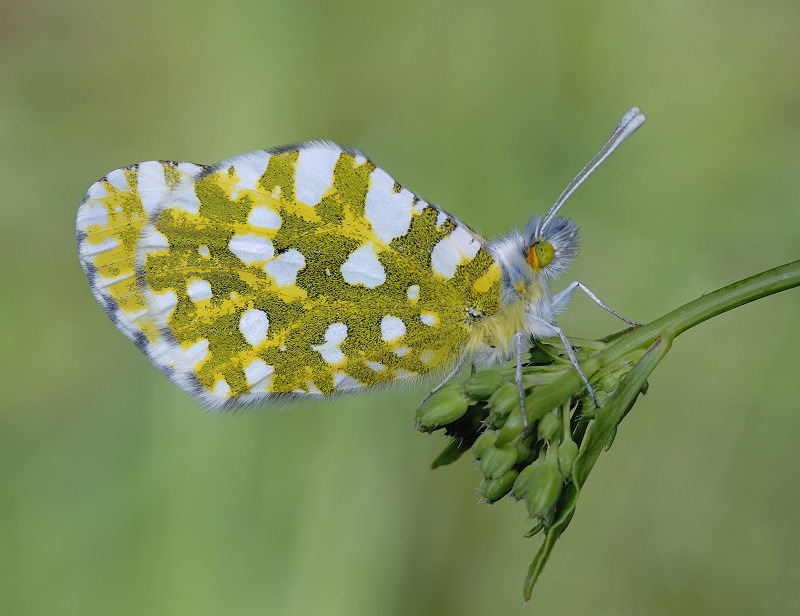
[415, 342, 629, 525]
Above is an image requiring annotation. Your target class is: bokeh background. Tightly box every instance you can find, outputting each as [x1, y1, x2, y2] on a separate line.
[2, 1, 799, 614]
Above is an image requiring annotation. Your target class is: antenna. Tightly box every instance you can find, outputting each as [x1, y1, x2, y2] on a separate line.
[540, 107, 645, 234]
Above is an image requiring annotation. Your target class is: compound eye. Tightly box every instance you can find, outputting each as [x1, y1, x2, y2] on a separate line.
[526, 241, 554, 270]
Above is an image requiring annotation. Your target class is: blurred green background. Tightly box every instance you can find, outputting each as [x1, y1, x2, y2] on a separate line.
[2, 0, 799, 614]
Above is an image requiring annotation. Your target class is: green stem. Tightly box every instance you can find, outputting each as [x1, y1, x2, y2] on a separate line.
[526, 261, 800, 425]
[596, 260, 800, 367]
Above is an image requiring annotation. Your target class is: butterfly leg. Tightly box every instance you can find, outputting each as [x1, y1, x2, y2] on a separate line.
[515, 332, 529, 430]
[529, 317, 600, 408]
[552, 281, 641, 326]
[418, 352, 468, 408]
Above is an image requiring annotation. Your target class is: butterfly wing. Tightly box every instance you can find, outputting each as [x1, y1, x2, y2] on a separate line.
[79, 143, 502, 407]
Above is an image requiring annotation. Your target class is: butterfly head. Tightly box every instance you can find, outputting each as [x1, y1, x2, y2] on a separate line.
[523, 215, 579, 281]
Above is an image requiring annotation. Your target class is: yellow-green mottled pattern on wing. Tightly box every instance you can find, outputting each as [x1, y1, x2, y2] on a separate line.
[79, 142, 502, 407]
[140, 144, 502, 403]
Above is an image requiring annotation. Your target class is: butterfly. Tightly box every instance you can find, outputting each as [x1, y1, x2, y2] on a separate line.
[76, 108, 644, 417]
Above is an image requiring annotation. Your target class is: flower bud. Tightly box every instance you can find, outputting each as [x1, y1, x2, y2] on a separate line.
[512, 462, 538, 499]
[557, 440, 579, 477]
[481, 469, 518, 503]
[463, 370, 505, 399]
[525, 461, 563, 519]
[598, 372, 620, 394]
[479, 443, 517, 479]
[471, 429, 497, 460]
[515, 435, 535, 464]
[488, 382, 521, 415]
[494, 406, 524, 446]
[537, 411, 561, 442]
[415, 389, 470, 429]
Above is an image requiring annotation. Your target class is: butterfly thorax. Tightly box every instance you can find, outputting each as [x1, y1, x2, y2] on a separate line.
[464, 215, 579, 365]
[464, 279, 547, 365]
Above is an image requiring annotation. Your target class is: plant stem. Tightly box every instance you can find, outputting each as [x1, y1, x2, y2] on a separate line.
[596, 260, 800, 368]
[521, 261, 800, 431]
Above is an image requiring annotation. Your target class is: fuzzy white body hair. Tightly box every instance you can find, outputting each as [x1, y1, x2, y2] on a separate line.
[465, 215, 579, 367]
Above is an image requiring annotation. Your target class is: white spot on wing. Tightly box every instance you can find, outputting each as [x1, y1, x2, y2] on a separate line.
[100, 272, 133, 286]
[311, 323, 348, 365]
[366, 361, 386, 372]
[248, 206, 281, 229]
[198, 245, 210, 257]
[137, 161, 169, 213]
[394, 346, 410, 357]
[296, 381, 323, 395]
[171, 183, 202, 215]
[177, 162, 200, 176]
[140, 230, 168, 252]
[105, 168, 129, 190]
[436, 210, 448, 228]
[263, 249, 305, 286]
[185, 339, 209, 366]
[149, 337, 174, 365]
[334, 372, 361, 389]
[380, 315, 405, 342]
[244, 359, 274, 389]
[239, 308, 269, 346]
[365, 167, 415, 243]
[420, 312, 438, 326]
[341, 244, 385, 288]
[214, 379, 231, 397]
[86, 182, 108, 201]
[295, 147, 340, 206]
[430, 226, 481, 278]
[78, 199, 108, 231]
[187, 279, 212, 302]
[81, 236, 120, 257]
[230, 152, 270, 197]
[229, 234, 274, 265]
[153, 289, 178, 318]
[420, 350, 435, 364]
[406, 285, 419, 300]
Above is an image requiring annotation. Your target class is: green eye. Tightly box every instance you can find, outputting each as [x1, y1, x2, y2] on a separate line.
[527, 241, 554, 270]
